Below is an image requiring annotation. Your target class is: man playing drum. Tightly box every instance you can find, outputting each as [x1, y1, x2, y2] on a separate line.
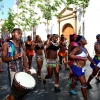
[2, 28, 29, 100]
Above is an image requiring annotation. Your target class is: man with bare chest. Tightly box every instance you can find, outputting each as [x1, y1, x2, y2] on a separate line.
[87, 34, 100, 88]
[2, 28, 29, 100]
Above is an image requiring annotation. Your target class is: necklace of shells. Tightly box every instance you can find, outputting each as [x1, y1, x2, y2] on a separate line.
[37, 42, 43, 47]
[50, 41, 59, 46]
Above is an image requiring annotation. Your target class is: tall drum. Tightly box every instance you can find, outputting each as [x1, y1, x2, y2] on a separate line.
[11, 72, 36, 99]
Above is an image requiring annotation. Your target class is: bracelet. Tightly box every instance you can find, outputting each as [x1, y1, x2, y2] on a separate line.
[94, 64, 96, 66]
[78, 56, 81, 60]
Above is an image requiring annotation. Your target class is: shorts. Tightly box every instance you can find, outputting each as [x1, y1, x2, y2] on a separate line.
[90, 56, 100, 69]
[36, 55, 44, 61]
[26, 49, 34, 56]
[72, 64, 86, 77]
[58, 51, 67, 57]
[46, 59, 59, 68]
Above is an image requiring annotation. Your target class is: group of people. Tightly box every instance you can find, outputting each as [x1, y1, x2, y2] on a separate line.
[0, 28, 100, 100]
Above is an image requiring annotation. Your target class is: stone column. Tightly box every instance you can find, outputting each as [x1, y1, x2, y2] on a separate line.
[33, 26, 36, 40]
[73, 5, 77, 33]
[58, 19, 60, 40]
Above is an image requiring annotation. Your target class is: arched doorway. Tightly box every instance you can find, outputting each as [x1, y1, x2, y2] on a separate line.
[62, 23, 74, 45]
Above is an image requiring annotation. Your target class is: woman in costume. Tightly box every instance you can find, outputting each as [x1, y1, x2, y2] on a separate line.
[69, 35, 98, 100]
[68, 34, 78, 84]
[58, 35, 68, 70]
[25, 35, 34, 69]
[43, 34, 61, 92]
[34, 35, 44, 81]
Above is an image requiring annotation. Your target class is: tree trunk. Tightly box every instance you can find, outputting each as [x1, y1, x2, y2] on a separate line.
[46, 19, 49, 34]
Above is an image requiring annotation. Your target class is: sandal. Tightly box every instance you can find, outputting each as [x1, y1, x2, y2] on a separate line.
[69, 90, 77, 95]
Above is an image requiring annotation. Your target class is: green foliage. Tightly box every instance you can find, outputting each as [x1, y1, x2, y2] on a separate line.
[1, 8, 15, 33]
[61, 0, 90, 10]
[15, 0, 41, 31]
[37, 0, 62, 20]
[0, 0, 4, 11]
[37, 0, 90, 22]
[20, 0, 25, 2]
[14, 0, 90, 32]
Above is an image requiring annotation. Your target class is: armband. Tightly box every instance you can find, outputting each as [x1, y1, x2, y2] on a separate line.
[78, 56, 81, 60]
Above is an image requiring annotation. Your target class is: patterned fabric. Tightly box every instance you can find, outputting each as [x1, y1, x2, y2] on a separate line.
[72, 64, 86, 77]
[90, 56, 100, 69]
[73, 62, 83, 68]
[8, 41, 24, 72]
[46, 59, 59, 68]
[94, 56, 100, 60]
[36, 55, 44, 61]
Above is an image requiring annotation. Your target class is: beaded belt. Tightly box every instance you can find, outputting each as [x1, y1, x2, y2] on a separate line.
[95, 56, 100, 61]
[73, 62, 83, 68]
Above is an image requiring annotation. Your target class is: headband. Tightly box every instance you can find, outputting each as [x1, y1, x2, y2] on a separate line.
[77, 36, 84, 43]
[72, 34, 77, 39]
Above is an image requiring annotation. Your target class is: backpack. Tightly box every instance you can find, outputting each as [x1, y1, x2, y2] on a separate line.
[8, 41, 15, 57]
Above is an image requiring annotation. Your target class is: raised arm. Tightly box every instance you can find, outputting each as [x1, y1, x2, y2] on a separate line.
[69, 47, 87, 61]
[46, 38, 51, 48]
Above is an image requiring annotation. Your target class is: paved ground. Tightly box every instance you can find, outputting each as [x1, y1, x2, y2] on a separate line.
[0, 56, 100, 100]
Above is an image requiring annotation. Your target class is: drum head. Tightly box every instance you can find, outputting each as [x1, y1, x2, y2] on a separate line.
[15, 72, 36, 88]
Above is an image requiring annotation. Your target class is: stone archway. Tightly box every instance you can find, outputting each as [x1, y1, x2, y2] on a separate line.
[62, 23, 74, 44]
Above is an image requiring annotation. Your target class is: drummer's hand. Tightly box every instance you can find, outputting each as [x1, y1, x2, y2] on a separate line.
[13, 53, 23, 60]
[25, 67, 29, 72]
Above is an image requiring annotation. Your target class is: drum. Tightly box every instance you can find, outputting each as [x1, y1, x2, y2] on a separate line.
[27, 68, 37, 75]
[11, 72, 36, 99]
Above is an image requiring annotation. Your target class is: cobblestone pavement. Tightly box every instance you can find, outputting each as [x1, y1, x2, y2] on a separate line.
[0, 57, 100, 100]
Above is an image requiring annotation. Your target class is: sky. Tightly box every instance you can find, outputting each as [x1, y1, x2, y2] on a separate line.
[0, 0, 14, 20]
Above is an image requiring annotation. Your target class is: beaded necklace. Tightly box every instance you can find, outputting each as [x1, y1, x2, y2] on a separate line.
[50, 41, 59, 46]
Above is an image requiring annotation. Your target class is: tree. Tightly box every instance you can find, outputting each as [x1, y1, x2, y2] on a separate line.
[37, 0, 90, 34]
[1, 8, 15, 34]
[14, 0, 41, 32]
[60, 0, 90, 35]
[60, 0, 89, 9]
[0, 0, 4, 16]
[37, 0, 62, 34]
[0, 0, 4, 10]
[15, 0, 90, 35]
